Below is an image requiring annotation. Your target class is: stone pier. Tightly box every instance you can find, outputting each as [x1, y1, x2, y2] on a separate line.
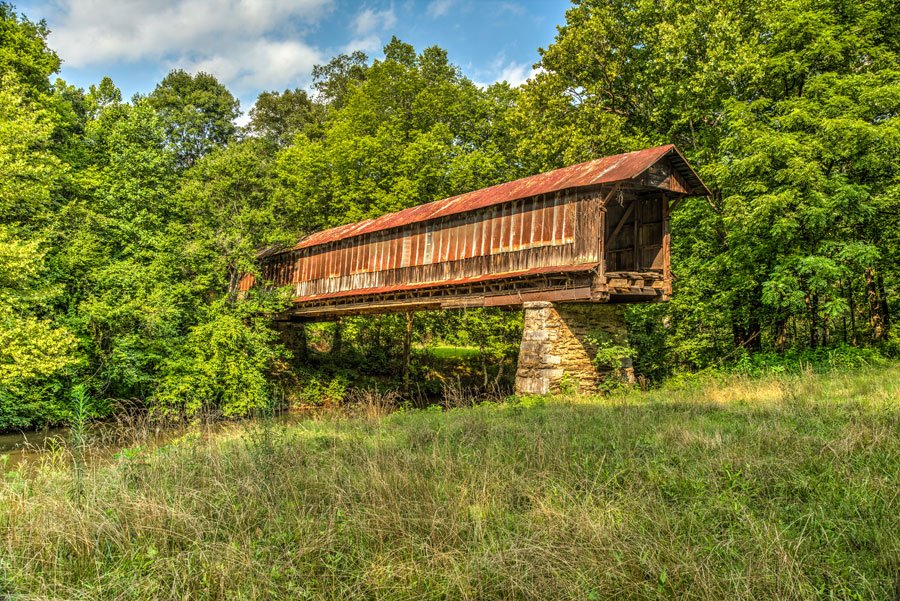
[515, 302, 634, 395]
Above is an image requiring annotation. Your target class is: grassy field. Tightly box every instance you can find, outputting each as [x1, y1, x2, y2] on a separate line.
[2, 363, 899, 600]
[425, 345, 482, 359]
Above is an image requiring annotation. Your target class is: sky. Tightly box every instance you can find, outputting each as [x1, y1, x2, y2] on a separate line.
[14, 0, 571, 121]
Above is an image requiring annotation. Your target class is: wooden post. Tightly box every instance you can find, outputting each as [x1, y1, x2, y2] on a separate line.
[402, 312, 413, 396]
[331, 318, 343, 355]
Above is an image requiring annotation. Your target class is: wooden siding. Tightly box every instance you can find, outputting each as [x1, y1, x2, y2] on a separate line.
[259, 190, 595, 299]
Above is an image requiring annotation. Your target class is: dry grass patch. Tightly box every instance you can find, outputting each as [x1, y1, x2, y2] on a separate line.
[1, 363, 899, 600]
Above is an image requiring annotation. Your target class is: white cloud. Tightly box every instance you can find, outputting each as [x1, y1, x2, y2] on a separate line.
[471, 54, 543, 89]
[425, 0, 454, 19]
[495, 61, 541, 87]
[176, 39, 323, 94]
[352, 6, 397, 36]
[342, 34, 384, 55]
[44, 0, 332, 101]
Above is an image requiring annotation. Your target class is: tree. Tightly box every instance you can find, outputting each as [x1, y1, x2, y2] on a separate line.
[0, 3, 60, 94]
[247, 88, 323, 147]
[311, 50, 369, 111]
[521, 0, 900, 370]
[0, 83, 76, 428]
[276, 38, 522, 232]
[147, 69, 240, 167]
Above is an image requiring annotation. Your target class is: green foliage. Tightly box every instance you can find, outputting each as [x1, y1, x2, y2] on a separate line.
[585, 327, 633, 370]
[292, 372, 349, 407]
[276, 38, 521, 233]
[1, 0, 899, 430]
[146, 69, 241, 167]
[525, 0, 900, 374]
[246, 88, 323, 147]
[0, 3, 59, 94]
[156, 294, 289, 417]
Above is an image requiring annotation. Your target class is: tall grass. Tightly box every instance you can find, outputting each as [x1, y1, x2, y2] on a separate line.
[2, 363, 899, 600]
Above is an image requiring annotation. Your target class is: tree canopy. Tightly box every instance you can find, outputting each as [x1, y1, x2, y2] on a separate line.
[0, 1, 897, 430]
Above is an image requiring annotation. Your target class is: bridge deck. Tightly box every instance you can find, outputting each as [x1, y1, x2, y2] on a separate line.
[249, 145, 709, 321]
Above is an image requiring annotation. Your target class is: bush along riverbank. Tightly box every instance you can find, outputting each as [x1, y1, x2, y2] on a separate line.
[2, 362, 900, 600]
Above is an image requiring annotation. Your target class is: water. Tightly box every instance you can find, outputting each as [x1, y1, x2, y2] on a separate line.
[0, 412, 316, 473]
[0, 427, 72, 471]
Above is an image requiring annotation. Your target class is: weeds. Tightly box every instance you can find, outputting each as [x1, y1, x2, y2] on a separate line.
[1, 363, 899, 600]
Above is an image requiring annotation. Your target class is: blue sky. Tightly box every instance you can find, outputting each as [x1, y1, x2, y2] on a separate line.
[15, 0, 571, 120]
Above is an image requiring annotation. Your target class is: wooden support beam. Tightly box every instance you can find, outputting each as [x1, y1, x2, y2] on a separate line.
[664, 194, 686, 218]
[607, 201, 635, 246]
[600, 181, 623, 206]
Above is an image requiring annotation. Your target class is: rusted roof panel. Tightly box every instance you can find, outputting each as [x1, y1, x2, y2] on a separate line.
[291, 263, 599, 304]
[272, 144, 707, 256]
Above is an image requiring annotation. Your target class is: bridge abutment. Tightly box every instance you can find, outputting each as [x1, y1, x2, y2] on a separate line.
[515, 302, 634, 395]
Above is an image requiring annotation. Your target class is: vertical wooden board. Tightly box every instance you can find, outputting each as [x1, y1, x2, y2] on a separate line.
[310, 250, 320, 281]
[598, 206, 606, 274]
[550, 194, 560, 244]
[359, 240, 368, 274]
[442, 219, 452, 263]
[448, 218, 460, 262]
[479, 209, 490, 257]
[326, 245, 334, 279]
[380, 235, 389, 272]
[633, 199, 641, 271]
[563, 197, 575, 242]
[314, 248, 324, 281]
[376, 235, 384, 272]
[492, 205, 504, 253]
[401, 230, 411, 268]
[351, 240, 360, 275]
[424, 227, 434, 265]
[462, 215, 475, 259]
[472, 214, 483, 258]
[414, 224, 424, 266]
[339, 242, 349, 277]
[387, 235, 398, 270]
[431, 222, 442, 264]
[555, 195, 566, 243]
[481, 210, 490, 256]
[535, 197, 548, 245]
[521, 199, 533, 250]
[394, 233, 404, 269]
[510, 201, 522, 250]
[409, 227, 419, 268]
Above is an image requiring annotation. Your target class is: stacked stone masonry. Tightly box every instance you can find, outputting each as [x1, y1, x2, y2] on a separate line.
[515, 301, 633, 395]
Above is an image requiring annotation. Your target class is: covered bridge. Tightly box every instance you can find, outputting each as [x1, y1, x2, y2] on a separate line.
[250, 144, 709, 393]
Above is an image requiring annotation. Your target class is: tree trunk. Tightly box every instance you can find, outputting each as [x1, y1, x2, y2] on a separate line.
[775, 316, 787, 353]
[493, 357, 505, 388]
[846, 278, 857, 346]
[865, 268, 883, 341]
[809, 293, 819, 348]
[877, 270, 891, 334]
[480, 344, 489, 389]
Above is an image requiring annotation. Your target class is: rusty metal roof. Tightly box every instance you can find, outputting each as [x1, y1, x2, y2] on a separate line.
[278, 144, 707, 255]
[292, 263, 599, 304]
